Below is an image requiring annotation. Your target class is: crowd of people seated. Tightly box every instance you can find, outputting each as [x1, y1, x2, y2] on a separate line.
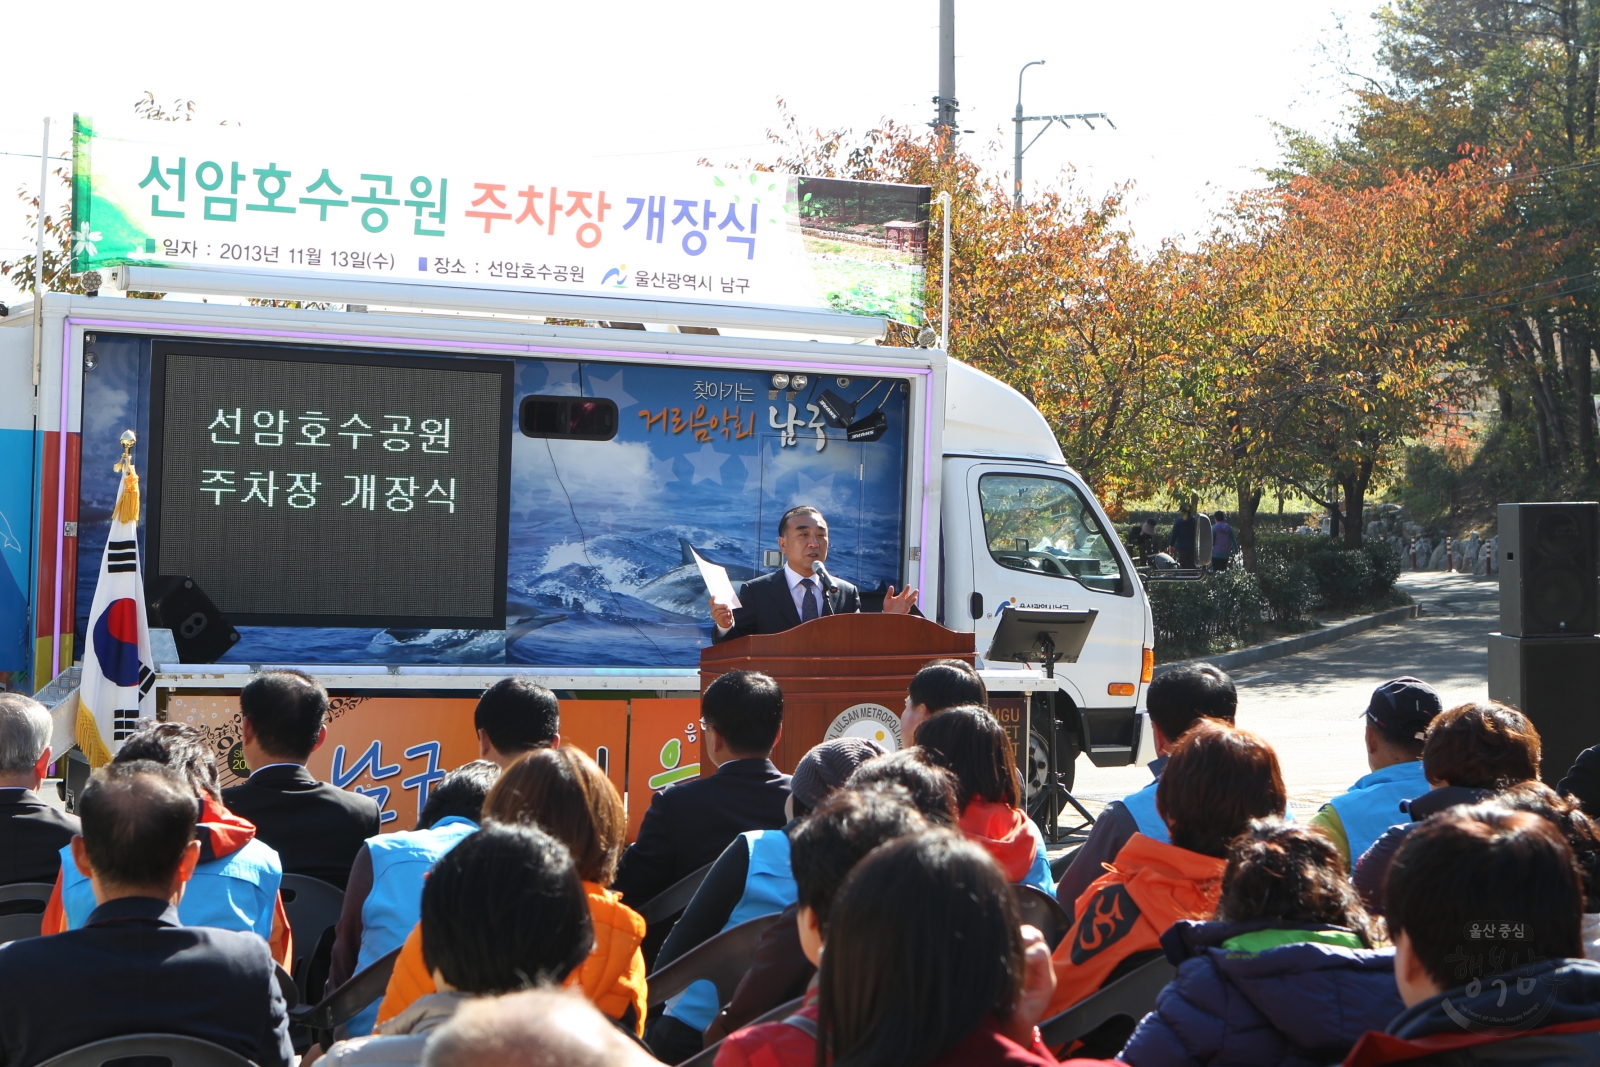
[7, 656, 1600, 1067]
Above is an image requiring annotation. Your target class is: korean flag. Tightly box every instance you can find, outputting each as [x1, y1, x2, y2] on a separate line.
[77, 446, 156, 766]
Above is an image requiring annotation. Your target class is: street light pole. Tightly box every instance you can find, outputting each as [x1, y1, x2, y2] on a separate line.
[1011, 60, 1115, 207]
[1014, 60, 1045, 207]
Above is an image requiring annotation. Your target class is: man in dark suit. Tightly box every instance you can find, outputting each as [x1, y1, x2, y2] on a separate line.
[0, 695, 79, 887]
[0, 760, 292, 1067]
[614, 671, 791, 914]
[222, 670, 380, 889]
[709, 505, 919, 642]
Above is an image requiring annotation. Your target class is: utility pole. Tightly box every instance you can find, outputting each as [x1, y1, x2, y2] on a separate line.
[931, 0, 968, 155]
[1013, 60, 1114, 206]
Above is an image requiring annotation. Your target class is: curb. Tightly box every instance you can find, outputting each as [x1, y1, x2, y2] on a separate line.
[1152, 602, 1420, 678]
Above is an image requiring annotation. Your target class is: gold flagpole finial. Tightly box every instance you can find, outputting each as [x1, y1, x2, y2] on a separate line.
[113, 429, 137, 473]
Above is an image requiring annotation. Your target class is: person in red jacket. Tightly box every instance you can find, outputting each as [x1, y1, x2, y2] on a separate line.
[917, 706, 1055, 894]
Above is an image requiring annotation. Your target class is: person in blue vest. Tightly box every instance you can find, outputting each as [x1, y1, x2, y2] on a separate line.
[1056, 662, 1237, 910]
[45, 721, 288, 967]
[643, 736, 885, 1064]
[328, 760, 500, 1037]
[1308, 677, 1441, 871]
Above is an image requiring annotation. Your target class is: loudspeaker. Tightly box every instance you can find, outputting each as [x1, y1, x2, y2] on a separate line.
[1498, 502, 1600, 636]
[1488, 633, 1600, 781]
[146, 575, 241, 663]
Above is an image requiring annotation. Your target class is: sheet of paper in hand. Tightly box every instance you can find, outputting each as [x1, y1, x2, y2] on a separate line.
[693, 548, 742, 610]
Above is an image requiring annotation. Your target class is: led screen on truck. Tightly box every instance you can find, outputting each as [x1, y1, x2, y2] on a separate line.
[147, 340, 513, 627]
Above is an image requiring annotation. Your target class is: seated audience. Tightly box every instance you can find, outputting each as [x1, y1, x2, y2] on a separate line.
[846, 747, 962, 826]
[900, 658, 987, 741]
[917, 705, 1054, 894]
[42, 721, 290, 966]
[1045, 720, 1287, 1023]
[332, 761, 499, 1036]
[317, 824, 592, 1067]
[1352, 700, 1541, 914]
[651, 737, 885, 1061]
[223, 669, 381, 888]
[0, 761, 292, 1067]
[1309, 677, 1441, 870]
[421, 989, 658, 1067]
[472, 677, 561, 768]
[614, 671, 791, 916]
[1500, 781, 1600, 963]
[1559, 739, 1600, 819]
[1120, 820, 1402, 1067]
[0, 694, 78, 887]
[377, 748, 645, 1034]
[812, 831, 1058, 1066]
[1344, 803, 1600, 1064]
[714, 786, 930, 1064]
[1058, 664, 1237, 908]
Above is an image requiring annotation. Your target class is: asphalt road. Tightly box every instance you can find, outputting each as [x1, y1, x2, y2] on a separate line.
[1063, 570, 1497, 825]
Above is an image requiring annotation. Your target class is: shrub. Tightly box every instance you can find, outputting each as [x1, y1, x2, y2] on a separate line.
[1303, 549, 1374, 612]
[1255, 553, 1320, 627]
[1362, 539, 1403, 600]
[1148, 567, 1263, 659]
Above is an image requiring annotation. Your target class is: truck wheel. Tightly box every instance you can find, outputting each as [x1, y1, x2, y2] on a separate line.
[1026, 721, 1080, 819]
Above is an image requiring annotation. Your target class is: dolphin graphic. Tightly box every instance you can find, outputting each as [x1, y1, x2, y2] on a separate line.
[0, 510, 20, 554]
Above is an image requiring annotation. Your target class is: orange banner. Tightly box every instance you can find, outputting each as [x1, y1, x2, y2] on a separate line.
[625, 698, 701, 842]
[557, 700, 629, 800]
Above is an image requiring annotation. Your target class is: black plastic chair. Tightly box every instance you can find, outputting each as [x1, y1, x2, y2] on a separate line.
[278, 874, 344, 1001]
[678, 994, 806, 1067]
[36, 1034, 256, 1067]
[288, 945, 401, 1050]
[1012, 884, 1072, 951]
[645, 912, 784, 1012]
[1038, 954, 1176, 1053]
[638, 861, 715, 927]
[1050, 844, 1081, 882]
[0, 882, 53, 943]
[274, 962, 299, 1011]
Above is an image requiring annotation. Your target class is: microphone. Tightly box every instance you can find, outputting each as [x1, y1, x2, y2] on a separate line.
[811, 560, 838, 592]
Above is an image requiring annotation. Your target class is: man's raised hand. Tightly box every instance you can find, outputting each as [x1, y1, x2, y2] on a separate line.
[709, 596, 735, 630]
[883, 585, 919, 614]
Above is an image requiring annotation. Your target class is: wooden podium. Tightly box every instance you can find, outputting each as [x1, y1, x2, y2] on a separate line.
[699, 613, 976, 773]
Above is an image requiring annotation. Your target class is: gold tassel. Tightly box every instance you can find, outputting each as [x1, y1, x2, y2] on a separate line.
[114, 467, 140, 525]
[76, 700, 113, 769]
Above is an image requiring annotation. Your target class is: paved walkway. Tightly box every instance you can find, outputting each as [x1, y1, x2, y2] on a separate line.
[1064, 571, 1496, 824]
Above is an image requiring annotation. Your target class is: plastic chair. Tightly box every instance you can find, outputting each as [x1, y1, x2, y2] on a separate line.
[1038, 954, 1176, 1053]
[1050, 844, 1081, 881]
[0, 882, 54, 943]
[646, 912, 784, 1011]
[277, 874, 344, 1001]
[678, 994, 806, 1066]
[274, 962, 299, 1011]
[1012, 884, 1072, 951]
[35, 1034, 256, 1067]
[288, 945, 401, 1050]
[638, 861, 715, 927]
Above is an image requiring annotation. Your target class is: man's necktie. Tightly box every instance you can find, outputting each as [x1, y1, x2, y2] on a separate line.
[799, 577, 819, 621]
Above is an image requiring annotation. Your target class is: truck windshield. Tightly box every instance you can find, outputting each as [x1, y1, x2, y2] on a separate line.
[977, 474, 1124, 594]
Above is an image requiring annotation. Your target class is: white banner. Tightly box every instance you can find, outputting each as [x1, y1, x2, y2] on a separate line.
[71, 116, 930, 323]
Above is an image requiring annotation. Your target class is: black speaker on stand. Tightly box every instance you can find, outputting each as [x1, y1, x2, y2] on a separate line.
[1487, 502, 1600, 781]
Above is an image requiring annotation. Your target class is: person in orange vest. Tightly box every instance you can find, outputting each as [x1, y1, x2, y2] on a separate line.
[1043, 720, 1288, 1037]
[375, 747, 647, 1035]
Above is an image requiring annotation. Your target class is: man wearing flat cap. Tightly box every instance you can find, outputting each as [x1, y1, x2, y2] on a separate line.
[1310, 676, 1444, 870]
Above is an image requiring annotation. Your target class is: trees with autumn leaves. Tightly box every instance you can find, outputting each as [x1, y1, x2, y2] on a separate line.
[750, 110, 1507, 561]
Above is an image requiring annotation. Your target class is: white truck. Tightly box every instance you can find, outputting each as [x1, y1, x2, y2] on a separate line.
[1, 267, 1150, 818]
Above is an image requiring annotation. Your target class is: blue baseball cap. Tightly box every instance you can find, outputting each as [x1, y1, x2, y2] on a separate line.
[1365, 676, 1443, 740]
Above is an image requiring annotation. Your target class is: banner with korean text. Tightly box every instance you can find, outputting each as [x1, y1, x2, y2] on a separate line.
[71, 116, 931, 324]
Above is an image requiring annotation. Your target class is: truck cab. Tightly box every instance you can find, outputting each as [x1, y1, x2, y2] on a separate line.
[939, 360, 1151, 791]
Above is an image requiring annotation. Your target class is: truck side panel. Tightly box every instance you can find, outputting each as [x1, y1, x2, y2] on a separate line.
[0, 319, 36, 676]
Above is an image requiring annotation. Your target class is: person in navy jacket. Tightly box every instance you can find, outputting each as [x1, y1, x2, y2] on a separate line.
[0, 760, 292, 1067]
[1121, 820, 1401, 1067]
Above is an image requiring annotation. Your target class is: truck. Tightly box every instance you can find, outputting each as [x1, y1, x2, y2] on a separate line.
[0, 265, 1151, 830]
